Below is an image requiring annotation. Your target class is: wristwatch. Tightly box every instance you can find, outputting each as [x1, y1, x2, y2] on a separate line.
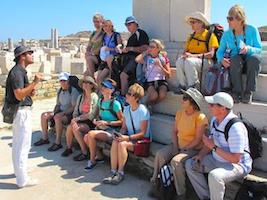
[212, 145, 218, 152]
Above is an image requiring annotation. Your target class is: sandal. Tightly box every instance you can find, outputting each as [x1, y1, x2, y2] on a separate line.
[73, 153, 87, 161]
[34, 138, 50, 146]
[48, 143, 62, 152]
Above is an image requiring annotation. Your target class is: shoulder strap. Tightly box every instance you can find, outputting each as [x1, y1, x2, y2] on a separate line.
[129, 106, 136, 134]
[99, 97, 117, 119]
[205, 26, 214, 51]
[77, 95, 83, 116]
[224, 118, 242, 141]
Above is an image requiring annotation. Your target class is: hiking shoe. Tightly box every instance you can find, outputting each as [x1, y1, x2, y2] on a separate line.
[95, 157, 105, 164]
[48, 143, 62, 152]
[110, 173, 124, 185]
[73, 153, 87, 161]
[84, 160, 96, 172]
[102, 172, 117, 184]
[242, 92, 252, 104]
[61, 148, 73, 157]
[34, 138, 49, 146]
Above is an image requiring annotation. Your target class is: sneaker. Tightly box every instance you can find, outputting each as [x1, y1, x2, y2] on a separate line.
[84, 160, 96, 172]
[95, 157, 105, 164]
[102, 172, 117, 184]
[18, 178, 38, 188]
[73, 153, 87, 161]
[34, 138, 50, 146]
[110, 172, 124, 185]
[61, 148, 73, 157]
[242, 92, 252, 104]
[48, 143, 63, 152]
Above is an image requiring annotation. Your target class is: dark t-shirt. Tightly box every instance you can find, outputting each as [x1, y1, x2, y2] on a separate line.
[5, 64, 33, 106]
[126, 28, 149, 56]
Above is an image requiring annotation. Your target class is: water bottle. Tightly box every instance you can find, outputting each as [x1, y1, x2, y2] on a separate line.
[223, 47, 231, 59]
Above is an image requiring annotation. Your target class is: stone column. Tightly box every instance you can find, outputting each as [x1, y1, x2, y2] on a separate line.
[133, 0, 211, 64]
[54, 29, 59, 49]
[51, 28, 54, 48]
[21, 38, 26, 46]
[8, 38, 13, 51]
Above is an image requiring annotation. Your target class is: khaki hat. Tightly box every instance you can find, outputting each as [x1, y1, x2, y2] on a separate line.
[181, 87, 204, 110]
[205, 92, 234, 109]
[78, 76, 98, 89]
[185, 11, 210, 26]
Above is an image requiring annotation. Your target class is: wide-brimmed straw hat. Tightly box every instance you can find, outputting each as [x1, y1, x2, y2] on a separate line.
[78, 76, 98, 89]
[185, 11, 210, 26]
[181, 87, 204, 110]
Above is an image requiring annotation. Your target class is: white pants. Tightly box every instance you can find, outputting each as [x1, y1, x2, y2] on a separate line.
[185, 154, 246, 200]
[12, 107, 32, 187]
[176, 57, 213, 88]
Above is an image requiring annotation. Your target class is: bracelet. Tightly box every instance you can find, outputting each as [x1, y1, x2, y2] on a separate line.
[128, 135, 132, 141]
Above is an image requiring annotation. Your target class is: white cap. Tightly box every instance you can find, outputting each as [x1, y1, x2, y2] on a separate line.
[205, 92, 234, 109]
[59, 72, 70, 81]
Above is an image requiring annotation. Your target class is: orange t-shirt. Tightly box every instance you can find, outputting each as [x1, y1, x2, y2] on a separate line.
[175, 110, 208, 148]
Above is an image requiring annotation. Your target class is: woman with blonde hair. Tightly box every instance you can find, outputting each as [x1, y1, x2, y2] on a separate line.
[136, 39, 171, 106]
[61, 76, 98, 161]
[216, 5, 262, 103]
[102, 83, 151, 185]
[176, 11, 219, 92]
[84, 13, 105, 77]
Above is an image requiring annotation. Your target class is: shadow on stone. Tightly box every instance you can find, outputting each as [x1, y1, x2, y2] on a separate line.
[1, 136, 12, 140]
[0, 182, 18, 190]
[0, 174, 15, 179]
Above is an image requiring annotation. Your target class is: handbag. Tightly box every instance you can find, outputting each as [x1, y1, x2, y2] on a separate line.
[129, 107, 151, 157]
[1, 102, 19, 124]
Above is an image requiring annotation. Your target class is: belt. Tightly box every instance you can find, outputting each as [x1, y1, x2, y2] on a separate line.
[18, 106, 32, 110]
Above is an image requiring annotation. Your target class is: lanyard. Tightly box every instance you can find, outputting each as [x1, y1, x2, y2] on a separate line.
[232, 26, 246, 48]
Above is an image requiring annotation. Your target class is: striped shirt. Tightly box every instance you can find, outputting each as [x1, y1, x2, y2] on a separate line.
[209, 111, 252, 174]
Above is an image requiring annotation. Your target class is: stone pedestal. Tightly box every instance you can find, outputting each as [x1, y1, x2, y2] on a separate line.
[55, 56, 71, 73]
[0, 52, 15, 74]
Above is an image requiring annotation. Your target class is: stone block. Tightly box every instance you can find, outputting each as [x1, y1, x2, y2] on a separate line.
[71, 62, 85, 75]
[55, 56, 71, 73]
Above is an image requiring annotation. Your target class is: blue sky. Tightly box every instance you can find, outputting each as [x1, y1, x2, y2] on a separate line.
[0, 0, 266, 41]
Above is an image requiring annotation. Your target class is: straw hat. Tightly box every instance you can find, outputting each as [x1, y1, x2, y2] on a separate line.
[78, 76, 98, 89]
[185, 11, 210, 26]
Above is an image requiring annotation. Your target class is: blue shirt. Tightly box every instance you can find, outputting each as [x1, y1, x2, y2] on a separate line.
[103, 32, 120, 56]
[216, 24, 262, 63]
[209, 111, 252, 174]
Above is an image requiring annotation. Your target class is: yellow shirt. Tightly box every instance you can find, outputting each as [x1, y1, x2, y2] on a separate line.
[185, 29, 219, 54]
[175, 110, 208, 148]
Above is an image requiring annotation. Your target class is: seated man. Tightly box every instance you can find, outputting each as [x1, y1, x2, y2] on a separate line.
[185, 92, 252, 200]
[34, 72, 80, 152]
[119, 16, 149, 96]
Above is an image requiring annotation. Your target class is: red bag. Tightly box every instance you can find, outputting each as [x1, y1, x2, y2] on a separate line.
[134, 138, 151, 157]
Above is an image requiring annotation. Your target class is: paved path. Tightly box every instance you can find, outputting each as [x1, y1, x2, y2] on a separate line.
[0, 98, 153, 200]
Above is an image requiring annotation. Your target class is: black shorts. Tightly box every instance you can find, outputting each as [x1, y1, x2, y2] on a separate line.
[77, 119, 96, 130]
[144, 80, 169, 92]
[122, 54, 137, 76]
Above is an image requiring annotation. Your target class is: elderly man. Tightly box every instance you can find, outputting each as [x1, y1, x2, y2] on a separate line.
[3, 46, 43, 188]
[185, 92, 252, 200]
[120, 16, 149, 96]
[34, 72, 80, 152]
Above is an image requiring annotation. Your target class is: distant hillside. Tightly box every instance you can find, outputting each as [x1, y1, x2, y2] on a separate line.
[259, 26, 267, 41]
[65, 31, 130, 41]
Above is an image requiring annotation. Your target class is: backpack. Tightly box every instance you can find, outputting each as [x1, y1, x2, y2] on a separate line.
[235, 179, 267, 200]
[58, 75, 83, 95]
[213, 113, 263, 160]
[159, 164, 176, 200]
[203, 64, 231, 95]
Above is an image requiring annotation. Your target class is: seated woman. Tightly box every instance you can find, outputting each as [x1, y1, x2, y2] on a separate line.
[97, 19, 122, 85]
[102, 83, 150, 185]
[84, 78, 123, 170]
[176, 12, 219, 92]
[149, 88, 208, 199]
[84, 13, 105, 77]
[135, 39, 171, 106]
[216, 5, 262, 103]
[61, 76, 98, 161]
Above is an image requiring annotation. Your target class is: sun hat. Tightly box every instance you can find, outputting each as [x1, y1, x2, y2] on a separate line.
[100, 46, 111, 61]
[125, 16, 138, 25]
[101, 79, 115, 90]
[13, 46, 33, 61]
[205, 92, 234, 109]
[58, 72, 70, 81]
[78, 76, 97, 89]
[185, 11, 210, 26]
[181, 87, 204, 110]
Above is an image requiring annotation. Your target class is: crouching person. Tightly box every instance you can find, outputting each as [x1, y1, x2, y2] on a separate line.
[84, 79, 123, 170]
[149, 88, 208, 199]
[34, 72, 80, 151]
[61, 76, 98, 161]
[185, 92, 252, 200]
[102, 83, 151, 185]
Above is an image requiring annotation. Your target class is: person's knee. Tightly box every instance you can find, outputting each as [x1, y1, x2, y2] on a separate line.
[185, 158, 193, 172]
[208, 170, 222, 185]
[120, 71, 128, 81]
[176, 57, 184, 68]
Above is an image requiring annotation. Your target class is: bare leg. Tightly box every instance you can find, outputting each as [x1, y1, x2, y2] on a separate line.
[146, 86, 158, 105]
[53, 113, 64, 144]
[120, 72, 129, 96]
[118, 141, 133, 171]
[65, 125, 73, 149]
[85, 55, 99, 77]
[96, 68, 110, 86]
[40, 112, 53, 140]
[156, 85, 168, 104]
[110, 140, 119, 170]
[73, 123, 90, 155]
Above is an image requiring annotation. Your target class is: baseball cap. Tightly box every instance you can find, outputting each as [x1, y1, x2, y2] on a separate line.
[205, 92, 234, 109]
[125, 16, 138, 25]
[58, 72, 70, 81]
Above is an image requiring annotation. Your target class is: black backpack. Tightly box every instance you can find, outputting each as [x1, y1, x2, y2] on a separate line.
[58, 75, 83, 95]
[235, 179, 267, 200]
[159, 164, 176, 200]
[213, 113, 263, 160]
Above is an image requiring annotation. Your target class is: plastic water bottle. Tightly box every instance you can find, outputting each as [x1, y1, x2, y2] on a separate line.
[223, 47, 231, 59]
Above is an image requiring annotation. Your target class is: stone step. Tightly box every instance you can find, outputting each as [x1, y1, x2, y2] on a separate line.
[152, 92, 267, 130]
[261, 51, 267, 73]
[167, 68, 267, 102]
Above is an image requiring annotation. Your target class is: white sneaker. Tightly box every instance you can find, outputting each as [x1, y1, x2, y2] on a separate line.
[18, 178, 38, 188]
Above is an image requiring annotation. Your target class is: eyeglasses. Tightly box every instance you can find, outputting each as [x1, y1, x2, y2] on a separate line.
[149, 45, 157, 49]
[227, 16, 234, 21]
[126, 92, 134, 97]
[60, 80, 67, 82]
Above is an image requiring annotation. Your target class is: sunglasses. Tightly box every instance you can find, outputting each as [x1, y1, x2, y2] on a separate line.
[227, 16, 234, 21]
[83, 81, 92, 84]
[125, 22, 134, 27]
[189, 20, 201, 25]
